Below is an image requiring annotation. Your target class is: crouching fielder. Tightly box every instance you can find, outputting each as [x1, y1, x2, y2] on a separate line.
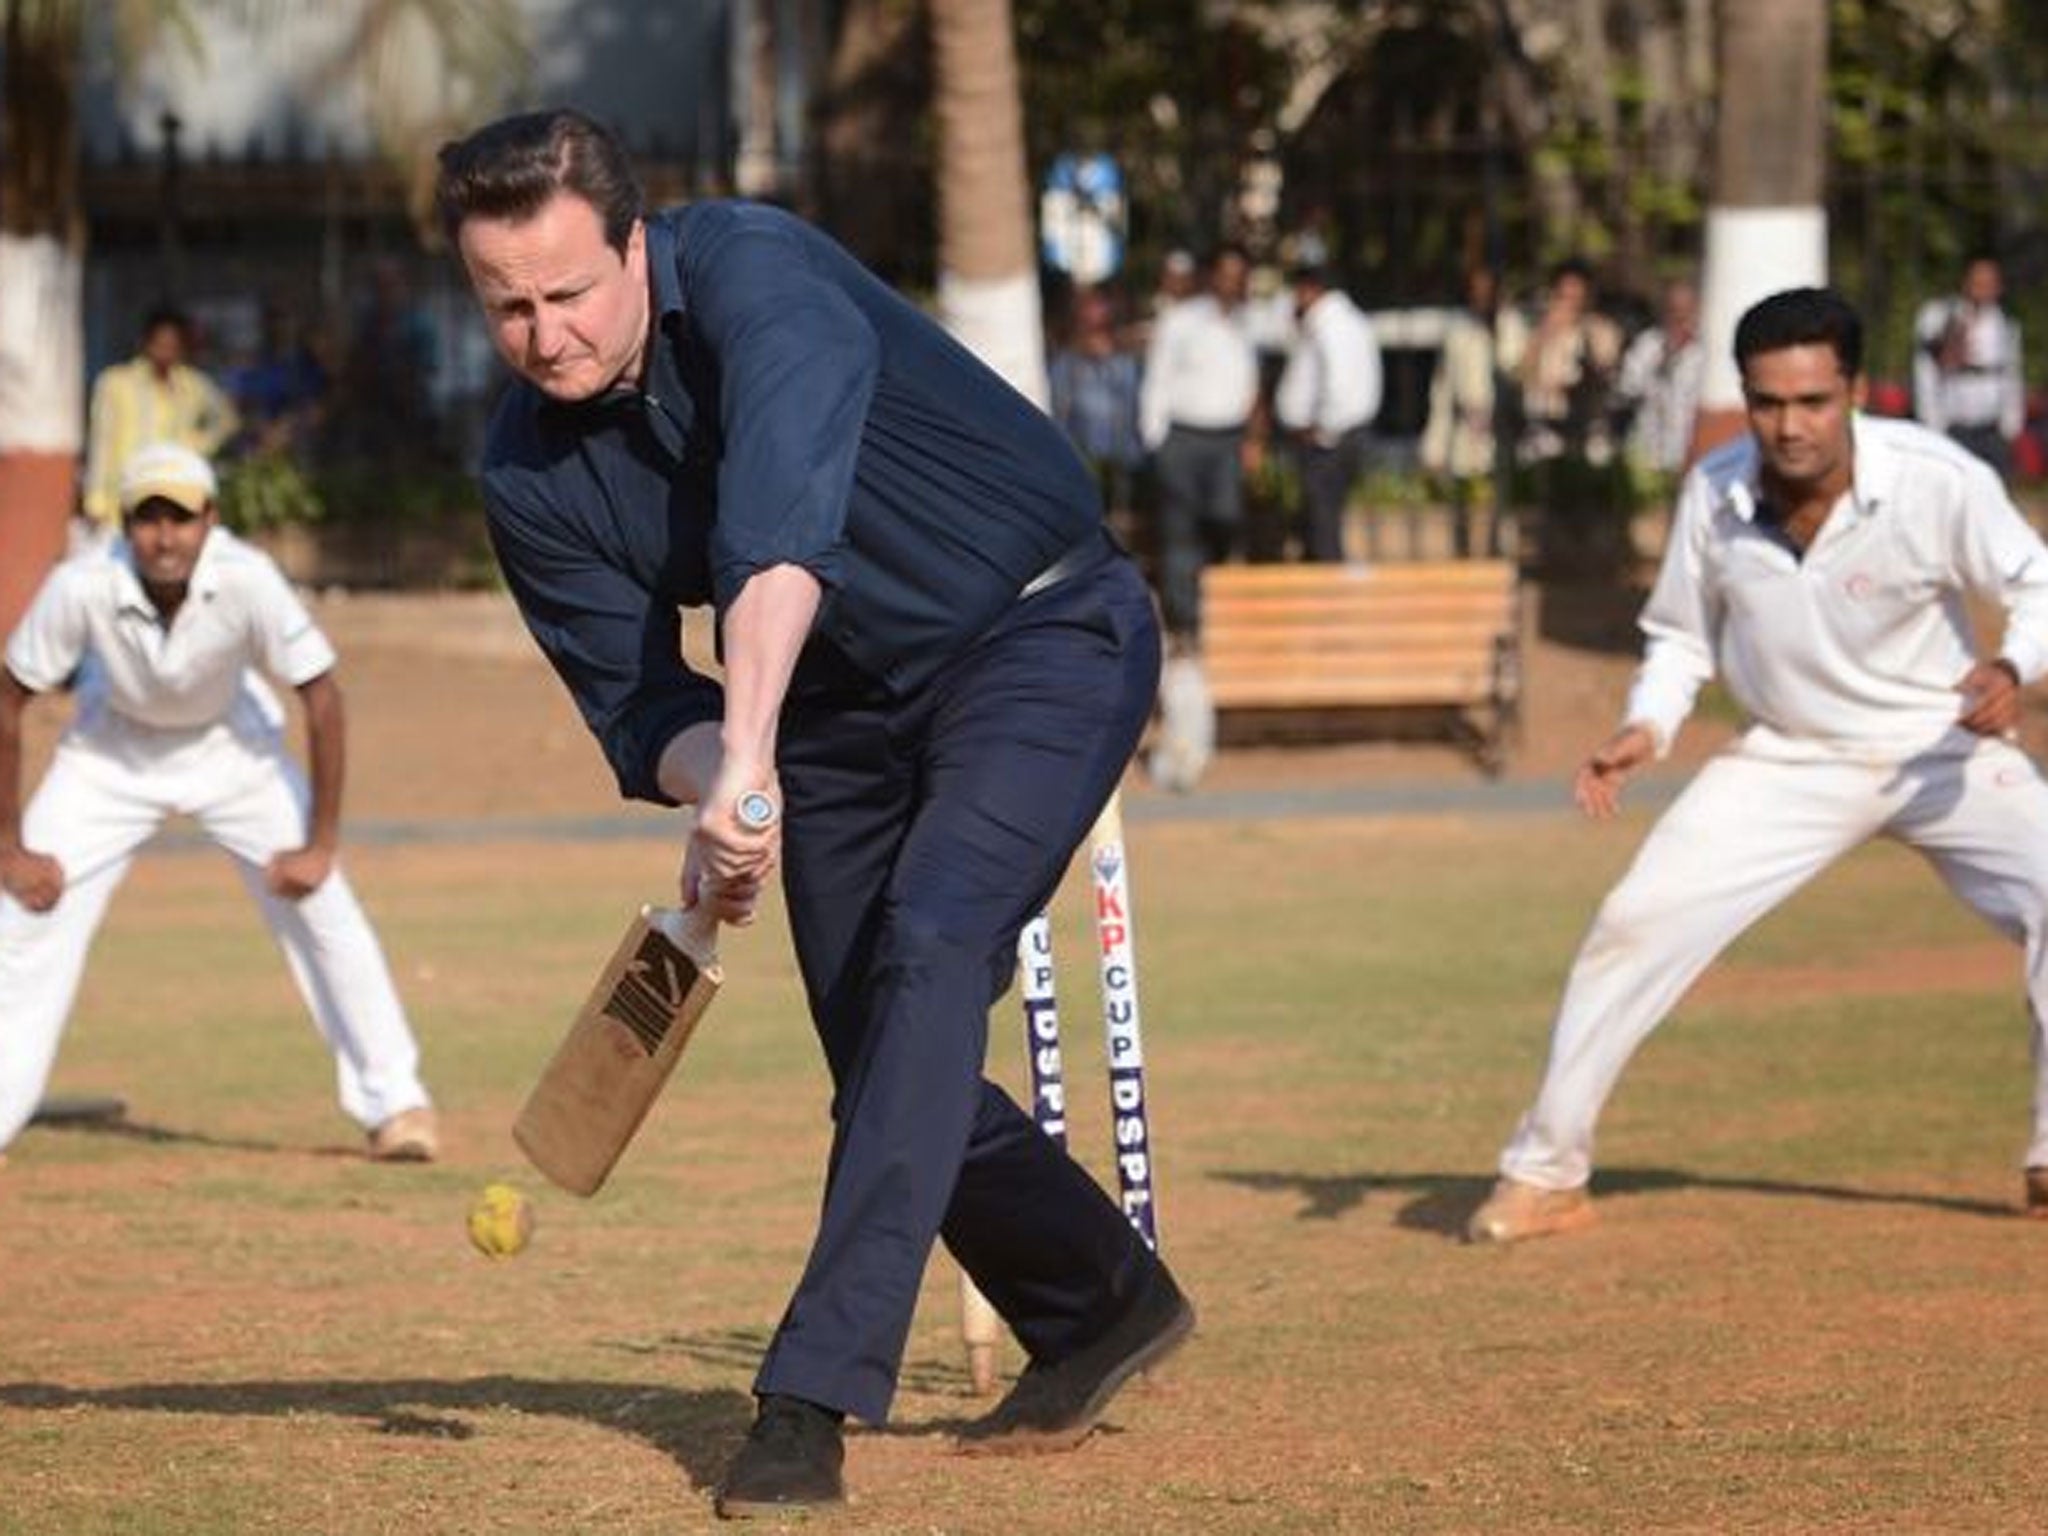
[1471, 288, 2048, 1244]
[0, 443, 437, 1162]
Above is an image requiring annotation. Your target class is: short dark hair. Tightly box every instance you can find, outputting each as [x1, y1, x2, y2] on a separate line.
[1547, 257, 1595, 289]
[139, 303, 191, 341]
[1733, 287, 1863, 378]
[434, 109, 644, 253]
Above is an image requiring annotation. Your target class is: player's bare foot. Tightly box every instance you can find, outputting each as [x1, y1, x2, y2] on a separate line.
[1466, 1176, 1596, 1244]
[2025, 1167, 2048, 1218]
[367, 1106, 440, 1163]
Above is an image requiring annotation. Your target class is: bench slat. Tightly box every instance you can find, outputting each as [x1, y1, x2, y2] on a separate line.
[1209, 654, 1498, 680]
[1209, 675, 1497, 708]
[1206, 619, 1510, 648]
[1207, 646, 1503, 675]
[1206, 604, 1514, 626]
[1204, 560, 1515, 593]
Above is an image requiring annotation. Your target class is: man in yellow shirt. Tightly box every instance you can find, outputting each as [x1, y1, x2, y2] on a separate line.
[81, 306, 239, 528]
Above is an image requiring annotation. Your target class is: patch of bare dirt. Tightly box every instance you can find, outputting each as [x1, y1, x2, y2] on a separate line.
[1694, 941, 2013, 1006]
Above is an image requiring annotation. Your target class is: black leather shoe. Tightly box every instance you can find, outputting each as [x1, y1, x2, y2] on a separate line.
[714, 1394, 846, 1519]
[955, 1264, 1195, 1456]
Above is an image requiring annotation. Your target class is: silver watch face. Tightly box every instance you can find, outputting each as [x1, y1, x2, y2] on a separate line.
[736, 790, 779, 830]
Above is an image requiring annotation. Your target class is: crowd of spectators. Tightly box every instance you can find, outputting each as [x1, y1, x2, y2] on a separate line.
[1046, 247, 2041, 606]
[83, 246, 2035, 586]
[74, 261, 459, 545]
[1044, 247, 1711, 609]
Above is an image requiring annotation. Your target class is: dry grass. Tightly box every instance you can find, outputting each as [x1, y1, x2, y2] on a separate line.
[4, 808, 2046, 1533]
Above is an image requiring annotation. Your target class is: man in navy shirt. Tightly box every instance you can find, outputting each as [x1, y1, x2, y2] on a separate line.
[435, 110, 1192, 1518]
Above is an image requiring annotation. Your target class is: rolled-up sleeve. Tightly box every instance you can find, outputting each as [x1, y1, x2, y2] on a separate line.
[485, 481, 724, 805]
[681, 213, 878, 610]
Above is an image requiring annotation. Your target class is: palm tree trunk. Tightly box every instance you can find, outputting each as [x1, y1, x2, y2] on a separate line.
[0, 0, 86, 639]
[1692, 0, 1830, 457]
[813, 0, 925, 278]
[734, 0, 781, 198]
[929, 0, 1046, 407]
[927, 0, 1049, 1391]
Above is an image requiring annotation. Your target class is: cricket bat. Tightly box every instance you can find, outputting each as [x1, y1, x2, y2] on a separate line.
[515, 792, 778, 1196]
[512, 903, 726, 1197]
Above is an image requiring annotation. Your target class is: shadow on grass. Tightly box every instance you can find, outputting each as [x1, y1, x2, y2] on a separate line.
[601, 1325, 998, 1435]
[24, 1113, 361, 1160]
[1214, 1166, 2019, 1237]
[591, 1330, 1157, 1441]
[0, 1377, 753, 1489]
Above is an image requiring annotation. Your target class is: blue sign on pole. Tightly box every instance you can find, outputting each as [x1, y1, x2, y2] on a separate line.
[1040, 153, 1125, 284]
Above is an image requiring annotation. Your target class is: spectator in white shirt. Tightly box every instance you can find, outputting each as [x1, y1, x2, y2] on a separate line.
[1274, 264, 1384, 561]
[1421, 265, 1529, 558]
[1138, 245, 1261, 646]
[1914, 254, 2025, 483]
[1616, 277, 1706, 493]
[1137, 246, 1260, 794]
[1518, 258, 1628, 575]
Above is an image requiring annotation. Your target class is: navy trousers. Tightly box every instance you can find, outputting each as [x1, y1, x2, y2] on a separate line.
[753, 552, 1166, 1424]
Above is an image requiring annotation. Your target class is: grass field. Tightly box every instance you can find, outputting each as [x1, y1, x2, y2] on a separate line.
[3, 802, 2046, 1533]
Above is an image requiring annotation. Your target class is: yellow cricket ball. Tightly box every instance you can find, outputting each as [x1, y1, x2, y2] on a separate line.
[467, 1182, 535, 1259]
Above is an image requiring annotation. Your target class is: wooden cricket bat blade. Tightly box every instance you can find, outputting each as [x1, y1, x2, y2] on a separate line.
[513, 905, 722, 1197]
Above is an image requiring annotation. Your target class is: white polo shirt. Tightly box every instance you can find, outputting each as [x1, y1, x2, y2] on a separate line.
[1626, 413, 2048, 761]
[6, 527, 336, 739]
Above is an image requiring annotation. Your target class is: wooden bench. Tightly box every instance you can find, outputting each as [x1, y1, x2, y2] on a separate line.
[1198, 558, 1523, 774]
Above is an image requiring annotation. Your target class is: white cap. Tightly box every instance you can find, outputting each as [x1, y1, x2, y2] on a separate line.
[118, 442, 218, 516]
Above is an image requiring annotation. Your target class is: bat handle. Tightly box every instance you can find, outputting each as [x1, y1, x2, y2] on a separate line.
[670, 792, 779, 959]
[658, 901, 722, 966]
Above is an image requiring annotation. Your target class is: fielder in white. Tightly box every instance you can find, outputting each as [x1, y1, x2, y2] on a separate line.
[0, 443, 438, 1162]
[1470, 287, 2048, 1244]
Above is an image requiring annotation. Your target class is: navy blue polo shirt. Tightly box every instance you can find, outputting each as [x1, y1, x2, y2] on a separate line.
[480, 201, 1103, 804]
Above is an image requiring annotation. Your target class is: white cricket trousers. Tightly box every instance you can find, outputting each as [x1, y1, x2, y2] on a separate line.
[1501, 734, 2048, 1189]
[0, 718, 430, 1151]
